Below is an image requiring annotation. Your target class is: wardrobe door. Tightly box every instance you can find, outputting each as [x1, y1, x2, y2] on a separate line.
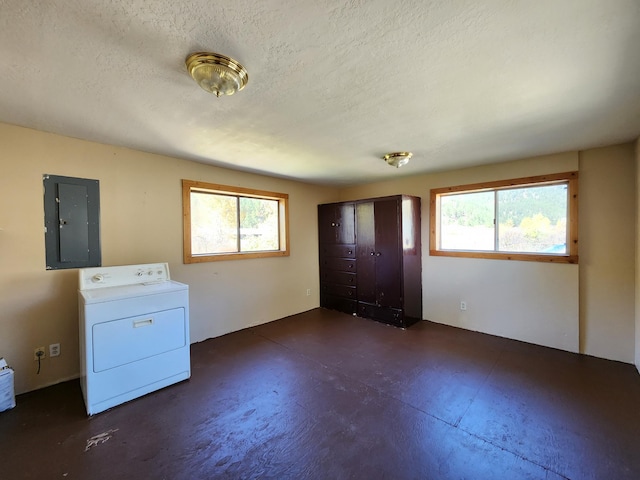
[374, 199, 402, 308]
[335, 203, 355, 244]
[356, 202, 376, 304]
[318, 204, 338, 243]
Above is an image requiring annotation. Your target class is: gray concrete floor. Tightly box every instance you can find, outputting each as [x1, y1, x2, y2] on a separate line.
[1, 308, 639, 479]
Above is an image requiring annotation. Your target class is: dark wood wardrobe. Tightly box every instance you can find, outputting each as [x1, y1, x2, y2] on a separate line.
[318, 195, 422, 328]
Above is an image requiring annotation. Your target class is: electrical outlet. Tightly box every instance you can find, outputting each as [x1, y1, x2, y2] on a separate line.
[34, 347, 45, 361]
[49, 343, 60, 357]
[460, 301, 467, 311]
[306, 288, 311, 296]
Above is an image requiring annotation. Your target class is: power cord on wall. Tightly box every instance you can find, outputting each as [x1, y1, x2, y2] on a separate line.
[36, 350, 44, 375]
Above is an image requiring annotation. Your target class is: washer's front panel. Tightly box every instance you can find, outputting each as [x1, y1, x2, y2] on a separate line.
[92, 307, 186, 372]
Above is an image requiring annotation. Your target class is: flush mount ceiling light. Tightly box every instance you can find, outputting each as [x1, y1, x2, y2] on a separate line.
[383, 152, 412, 168]
[185, 52, 249, 97]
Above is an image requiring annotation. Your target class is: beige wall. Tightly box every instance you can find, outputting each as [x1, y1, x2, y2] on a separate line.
[579, 144, 636, 363]
[0, 123, 338, 394]
[1, 121, 637, 395]
[341, 146, 637, 362]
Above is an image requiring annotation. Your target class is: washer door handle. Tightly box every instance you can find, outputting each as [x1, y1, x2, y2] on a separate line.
[133, 318, 153, 328]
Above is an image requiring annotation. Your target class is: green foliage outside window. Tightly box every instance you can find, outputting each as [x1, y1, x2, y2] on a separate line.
[191, 193, 279, 255]
[440, 184, 568, 254]
[183, 179, 289, 263]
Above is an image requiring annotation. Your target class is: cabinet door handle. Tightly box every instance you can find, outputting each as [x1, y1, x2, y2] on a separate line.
[347, 250, 352, 255]
[376, 252, 381, 257]
[370, 252, 375, 256]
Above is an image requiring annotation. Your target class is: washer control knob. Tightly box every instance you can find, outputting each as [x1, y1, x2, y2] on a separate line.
[91, 274, 104, 283]
[136, 270, 143, 277]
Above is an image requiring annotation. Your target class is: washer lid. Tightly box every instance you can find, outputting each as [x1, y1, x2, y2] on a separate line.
[79, 280, 188, 304]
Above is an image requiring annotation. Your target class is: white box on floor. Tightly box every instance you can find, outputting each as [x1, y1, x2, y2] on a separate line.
[0, 358, 16, 412]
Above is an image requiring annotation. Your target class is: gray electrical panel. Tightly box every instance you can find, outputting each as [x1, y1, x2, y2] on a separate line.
[43, 174, 101, 270]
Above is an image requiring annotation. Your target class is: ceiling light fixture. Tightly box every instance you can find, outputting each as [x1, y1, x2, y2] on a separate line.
[383, 152, 412, 168]
[185, 52, 249, 97]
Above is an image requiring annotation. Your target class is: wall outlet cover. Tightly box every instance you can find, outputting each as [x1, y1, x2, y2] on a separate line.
[49, 343, 60, 357]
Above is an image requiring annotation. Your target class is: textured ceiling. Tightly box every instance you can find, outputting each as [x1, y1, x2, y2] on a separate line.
[1, 0, 639, 185]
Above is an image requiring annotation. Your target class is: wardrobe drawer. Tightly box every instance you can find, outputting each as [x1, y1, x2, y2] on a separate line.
[321, 295, 357, 315]
[322, 283, 356, 299]
[321, 270, 356, 286]
[357, 303, 404, 327]
[320, 244, 356, 258]
[321, 257, 356, 272]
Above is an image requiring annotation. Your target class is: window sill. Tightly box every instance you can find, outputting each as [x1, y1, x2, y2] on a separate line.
[184, 250, 289, 263]
[429, 249, 578, 264]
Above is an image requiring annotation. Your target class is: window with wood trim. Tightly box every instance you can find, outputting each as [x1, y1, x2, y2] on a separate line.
[430, 172, 578, 263]
[182, 180, 289, 263]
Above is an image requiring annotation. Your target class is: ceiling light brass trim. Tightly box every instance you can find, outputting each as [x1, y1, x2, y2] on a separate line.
[185, 52, 249, 96]
[383, 152, 413, 168]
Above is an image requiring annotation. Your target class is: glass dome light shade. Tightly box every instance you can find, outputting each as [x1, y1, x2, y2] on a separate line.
[383, 152, 412, 168]
[186, 52, 248, 97]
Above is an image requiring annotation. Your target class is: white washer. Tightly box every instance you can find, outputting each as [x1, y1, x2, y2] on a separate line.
[78, 263, 190, 415]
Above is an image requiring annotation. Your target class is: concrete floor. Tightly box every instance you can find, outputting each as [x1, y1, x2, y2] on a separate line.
[1, 308, 639, 479]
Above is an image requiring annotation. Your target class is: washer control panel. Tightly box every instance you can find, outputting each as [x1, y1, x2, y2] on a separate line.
[79, 263, 170, 290]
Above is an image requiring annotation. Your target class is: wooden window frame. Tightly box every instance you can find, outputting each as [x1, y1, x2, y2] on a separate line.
[430, 171, 578, 264]
[182, 179, 290, 263]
